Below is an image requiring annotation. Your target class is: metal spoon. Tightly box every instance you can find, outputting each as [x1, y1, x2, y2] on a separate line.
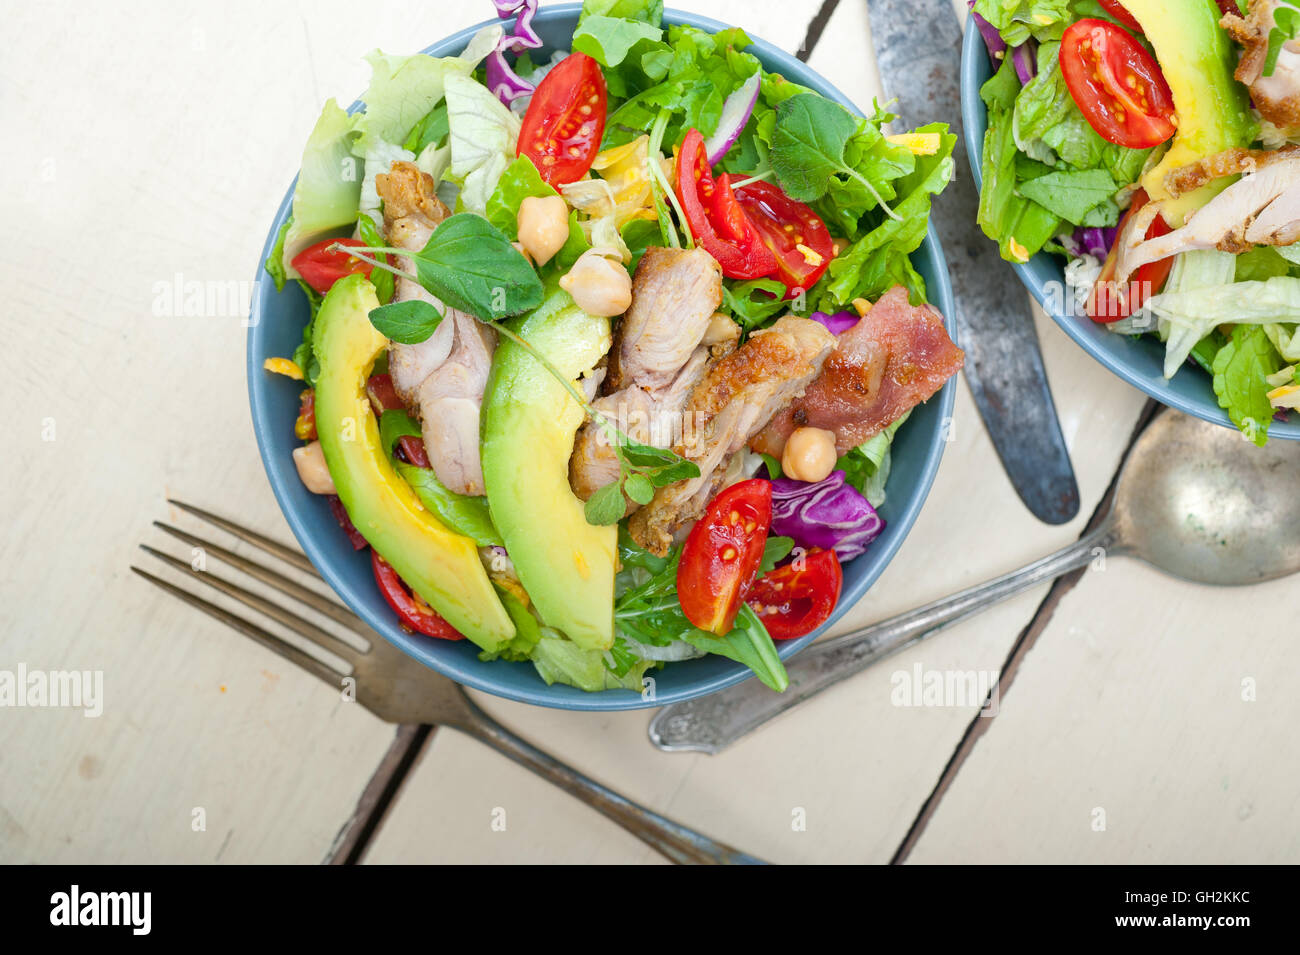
[649, 411, 1300, 753]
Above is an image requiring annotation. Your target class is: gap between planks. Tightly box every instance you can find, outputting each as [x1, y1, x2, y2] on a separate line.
[890, 399, 1162, 865]
[325, 0, 847, 866]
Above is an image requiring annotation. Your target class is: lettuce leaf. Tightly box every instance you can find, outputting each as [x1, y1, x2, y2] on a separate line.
[973, 0, 1072, 45]
[1213, 326, 1283, 446]
[444, 72, 521, 216]
[282, 100, 362, 279]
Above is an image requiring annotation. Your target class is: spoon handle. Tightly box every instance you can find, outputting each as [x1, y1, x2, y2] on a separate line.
[648, 523, 1117, 754]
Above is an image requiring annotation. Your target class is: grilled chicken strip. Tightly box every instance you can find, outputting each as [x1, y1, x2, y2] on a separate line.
[1113, 158, 1300, 285]
[569, 247, 728, 509]
[1223, 1, 1300, 133]
[377, 161, 496, 496]
[628, 317, 836, 556]
[752, 287, 965, 457]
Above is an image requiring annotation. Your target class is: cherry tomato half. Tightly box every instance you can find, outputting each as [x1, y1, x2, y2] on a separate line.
[677, 479, 773, 635]
[675, 129, 778, 280]
[1086, 189, 1175, 323]
[746, 548, 843, 640]
[291, 237, 373, 296]
[1097, 0, 1142, 33]
[734, 180, 835, 297]
[365, 374, 431, 468]
[518, 52, 607, 186]
[371, 551, 464, 640]
[1060, 19, 1176, 150]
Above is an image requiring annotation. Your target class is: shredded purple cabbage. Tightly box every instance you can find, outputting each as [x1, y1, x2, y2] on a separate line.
[811, 311, 860, 336]
[487, 0, 541, 105]
[968, 3, 1007, 61]
[1011, 42, 1037, 85]
[1075, 225, 1119, 259]
[770, 471, 885, 562]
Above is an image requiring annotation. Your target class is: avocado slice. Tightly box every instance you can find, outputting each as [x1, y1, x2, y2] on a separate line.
[481, 290, 617, 652]
[311, 274, 515, 651]
[1124, 0, 1255, 223]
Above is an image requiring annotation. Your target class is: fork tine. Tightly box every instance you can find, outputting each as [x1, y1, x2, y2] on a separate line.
[166, 498, 320, 577]
[153, 521, 369, 638]
[130, 566, 346, 688]
[138, 545, 363, 667]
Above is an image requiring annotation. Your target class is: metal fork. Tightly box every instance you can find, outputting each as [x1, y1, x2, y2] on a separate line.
[132, 499, 765, 865]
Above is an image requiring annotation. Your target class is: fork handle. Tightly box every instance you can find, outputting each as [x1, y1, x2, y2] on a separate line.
[455, 701, 767, 865]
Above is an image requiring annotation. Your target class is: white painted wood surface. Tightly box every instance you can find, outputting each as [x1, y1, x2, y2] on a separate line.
[1, 0, 1291, 865]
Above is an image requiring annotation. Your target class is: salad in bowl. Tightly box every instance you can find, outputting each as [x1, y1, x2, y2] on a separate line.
[254, 0, 964, 698]
[969, 0, 1300, 445]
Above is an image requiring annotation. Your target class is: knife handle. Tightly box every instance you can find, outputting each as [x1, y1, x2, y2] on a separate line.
[648, 521, 1118, 753]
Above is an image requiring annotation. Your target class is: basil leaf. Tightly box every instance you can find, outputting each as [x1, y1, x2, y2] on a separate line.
[396, 462, 504, 547]
[411, 213, 545, 322]
[624, 472, 655, 505]
[368, 299, 443, 344]
[584, 481, 627, 526]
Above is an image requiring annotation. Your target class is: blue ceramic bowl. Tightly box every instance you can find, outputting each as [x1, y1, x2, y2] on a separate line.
[247, 3, 959, 710]
[961, 17, 1299, 440]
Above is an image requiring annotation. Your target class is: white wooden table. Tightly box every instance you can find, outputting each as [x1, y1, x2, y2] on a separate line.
[2, 0, 1294, 865]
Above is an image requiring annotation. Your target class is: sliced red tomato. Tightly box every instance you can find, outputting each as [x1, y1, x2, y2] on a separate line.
[291, 237, 373, 296]
[1086, 189, 1175, 323]
[371, 551, 464, 640]
[675, 128, 777, 280]
[677, 479, 773, 635]
[328, 496, 368, 551]
[1097, 0, 1142, 32]
[746, 548, 843, 640]
[294, 388, 317, 441]
[734, 180, 834, 297]
[517, 52, 607, 186]
[1060, 20, 1176, 149]
[365, 374, 432, 468]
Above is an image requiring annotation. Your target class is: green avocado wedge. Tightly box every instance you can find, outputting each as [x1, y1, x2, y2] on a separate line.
[311, 274, 515, 652]
[481, 289, 617, 652]
[1123, 0, 1255, 223]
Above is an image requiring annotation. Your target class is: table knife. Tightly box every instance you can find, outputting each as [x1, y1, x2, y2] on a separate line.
[866, 0, 1079, 524]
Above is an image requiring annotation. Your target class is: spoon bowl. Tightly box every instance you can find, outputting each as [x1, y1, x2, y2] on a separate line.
[1113, 412, 1300, 586]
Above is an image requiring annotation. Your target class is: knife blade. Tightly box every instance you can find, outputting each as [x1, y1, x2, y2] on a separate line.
[866, 0, 1079, 524]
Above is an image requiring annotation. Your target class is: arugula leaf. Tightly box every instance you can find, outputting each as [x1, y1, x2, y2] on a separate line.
[410, 213, 544, 321]
[769, 94, 865, 204]
[402, 102, 449, 155]
[378, 410, 422, 459]
[723, 277, 788, 329]
[1213, 326, 1282, 447]
[396, 462, 504, 547]
[368, 299, 444, 344]
[680, 604, 789, 693]
[572, 15, 663, 68]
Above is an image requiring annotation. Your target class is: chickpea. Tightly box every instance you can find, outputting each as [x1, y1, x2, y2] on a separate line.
[560, 250, 633, 317]
[781, 427, 837, 484]
[516, 195, 570, 265]
[293, 440, 337, 495]
[701, 312, 740, 347]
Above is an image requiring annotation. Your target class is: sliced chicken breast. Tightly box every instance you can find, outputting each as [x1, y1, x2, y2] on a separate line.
[376, 161, 496, 496]
[628, 317, 836, 556]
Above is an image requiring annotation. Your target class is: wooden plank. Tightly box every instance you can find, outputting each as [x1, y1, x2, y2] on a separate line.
[364, 0, 1149, 864]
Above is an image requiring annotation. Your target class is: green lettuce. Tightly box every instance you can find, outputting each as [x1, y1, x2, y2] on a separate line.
[973, 0, 1072, 45]
[1214, 326, 1283, 446]
[282, 100, 362, 279]
[443, 72, 522, 216]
